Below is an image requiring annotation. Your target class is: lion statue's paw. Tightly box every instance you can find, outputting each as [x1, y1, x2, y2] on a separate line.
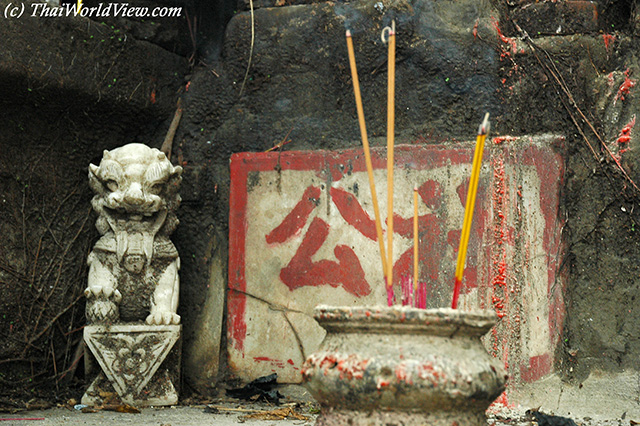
[145, 312, 181, 325]
[84, 286, 122, 302]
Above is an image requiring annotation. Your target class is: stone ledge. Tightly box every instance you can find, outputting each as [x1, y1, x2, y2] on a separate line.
[509, 371, 640, 420]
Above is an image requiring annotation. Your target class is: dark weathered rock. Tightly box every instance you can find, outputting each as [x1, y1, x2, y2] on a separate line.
[177, 0, 502, 164]
[511, 1, 599, 36]
[0, 2, 187, 118]
[235, 0, 325, 12]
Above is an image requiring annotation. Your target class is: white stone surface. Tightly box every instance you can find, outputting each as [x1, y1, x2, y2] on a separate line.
[85, 143, 183, 325]
[509, 370, 640, 420]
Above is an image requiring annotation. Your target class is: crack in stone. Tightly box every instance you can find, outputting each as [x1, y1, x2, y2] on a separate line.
[229, 288, 310, 364]
[557, 383, 564, 411]
[281, 310, 307, 361]
[449, 326, 461, 339]
[229, 287, 308, 316]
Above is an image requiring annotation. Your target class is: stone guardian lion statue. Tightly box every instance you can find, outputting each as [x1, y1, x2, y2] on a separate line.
[85, 144, 183, 325]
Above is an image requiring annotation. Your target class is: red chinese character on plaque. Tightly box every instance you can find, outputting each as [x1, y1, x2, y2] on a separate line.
[264, 180, 475, 303]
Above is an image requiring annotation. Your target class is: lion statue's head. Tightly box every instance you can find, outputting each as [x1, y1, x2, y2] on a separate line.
[89, 144, 183, 238]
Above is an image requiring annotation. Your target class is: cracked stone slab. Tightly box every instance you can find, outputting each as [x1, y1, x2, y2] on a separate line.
[82, 324, 181, 406]
[228, 139, 565, 386]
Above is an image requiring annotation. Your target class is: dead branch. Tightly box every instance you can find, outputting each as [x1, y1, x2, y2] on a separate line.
[238, 0, 255, 99]
[29, 207, 91, 339]
[160, 98, 183, 161]
[0, 357, 46, 365]
[26, 293, 84, 350]
[512, 20, 640, 195]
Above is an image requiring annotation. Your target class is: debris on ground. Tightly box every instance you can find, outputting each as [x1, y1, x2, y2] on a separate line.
[0, 398, 26, 414]
[226, 374, 282, 404]
[527, 409, 578, 426]
[74, 403, 140, 414]
[0, 397, 52, 414]
[204, 404, 308, 422]
[239, 406, 308, 421]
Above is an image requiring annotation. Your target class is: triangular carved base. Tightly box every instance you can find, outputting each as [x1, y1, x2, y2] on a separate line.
[82, 324, 181, 407]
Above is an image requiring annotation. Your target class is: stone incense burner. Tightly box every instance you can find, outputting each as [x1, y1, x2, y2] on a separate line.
[302, 305, 507, 426]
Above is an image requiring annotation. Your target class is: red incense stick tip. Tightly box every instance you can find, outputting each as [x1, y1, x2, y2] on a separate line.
[386, 284, 395, 307]
[414, 185, 418, 191]
[478, 112, 490, 135]
[346, 29, 352, 37]
[451, 276, 462, 309]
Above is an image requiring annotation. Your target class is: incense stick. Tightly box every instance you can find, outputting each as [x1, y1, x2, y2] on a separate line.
[346, 30, 388, 280]
[385, 23, 396, 302]
[451, 113, 490, 309]
[413, 185, 418, 307]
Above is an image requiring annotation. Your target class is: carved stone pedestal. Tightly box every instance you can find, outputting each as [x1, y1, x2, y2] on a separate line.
[82, 324, 181, 407]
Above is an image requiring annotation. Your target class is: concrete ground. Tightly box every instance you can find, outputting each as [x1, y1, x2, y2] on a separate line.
[4, 405, 317, 426]
[1, 384, 633, 426]
[0, 386, 318, 426]
[7, 405, 632, 426]
[5, 404, 633, 426]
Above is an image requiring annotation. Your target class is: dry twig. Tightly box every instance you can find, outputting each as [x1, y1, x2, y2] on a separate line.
[238, 0, 255, 98]
[160, 98, 183, 160]
[512, 20, 640, 195]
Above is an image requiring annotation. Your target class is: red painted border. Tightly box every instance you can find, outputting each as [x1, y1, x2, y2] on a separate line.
[227, 141, 565, 360]
[229, 155, 249, 351]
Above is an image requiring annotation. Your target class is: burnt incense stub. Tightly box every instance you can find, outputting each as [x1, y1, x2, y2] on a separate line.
[82, 144, 183, 407]
[302, 306, 507, 426]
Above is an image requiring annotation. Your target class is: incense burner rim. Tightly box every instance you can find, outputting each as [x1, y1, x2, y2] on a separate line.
[313, 305, 497, 337]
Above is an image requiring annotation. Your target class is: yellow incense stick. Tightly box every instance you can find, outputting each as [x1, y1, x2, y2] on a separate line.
[346, 30, 388, 280]
[451, 113, 490, 309]
[413, 186, 419, 307]
[386, 23, 396, 295]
